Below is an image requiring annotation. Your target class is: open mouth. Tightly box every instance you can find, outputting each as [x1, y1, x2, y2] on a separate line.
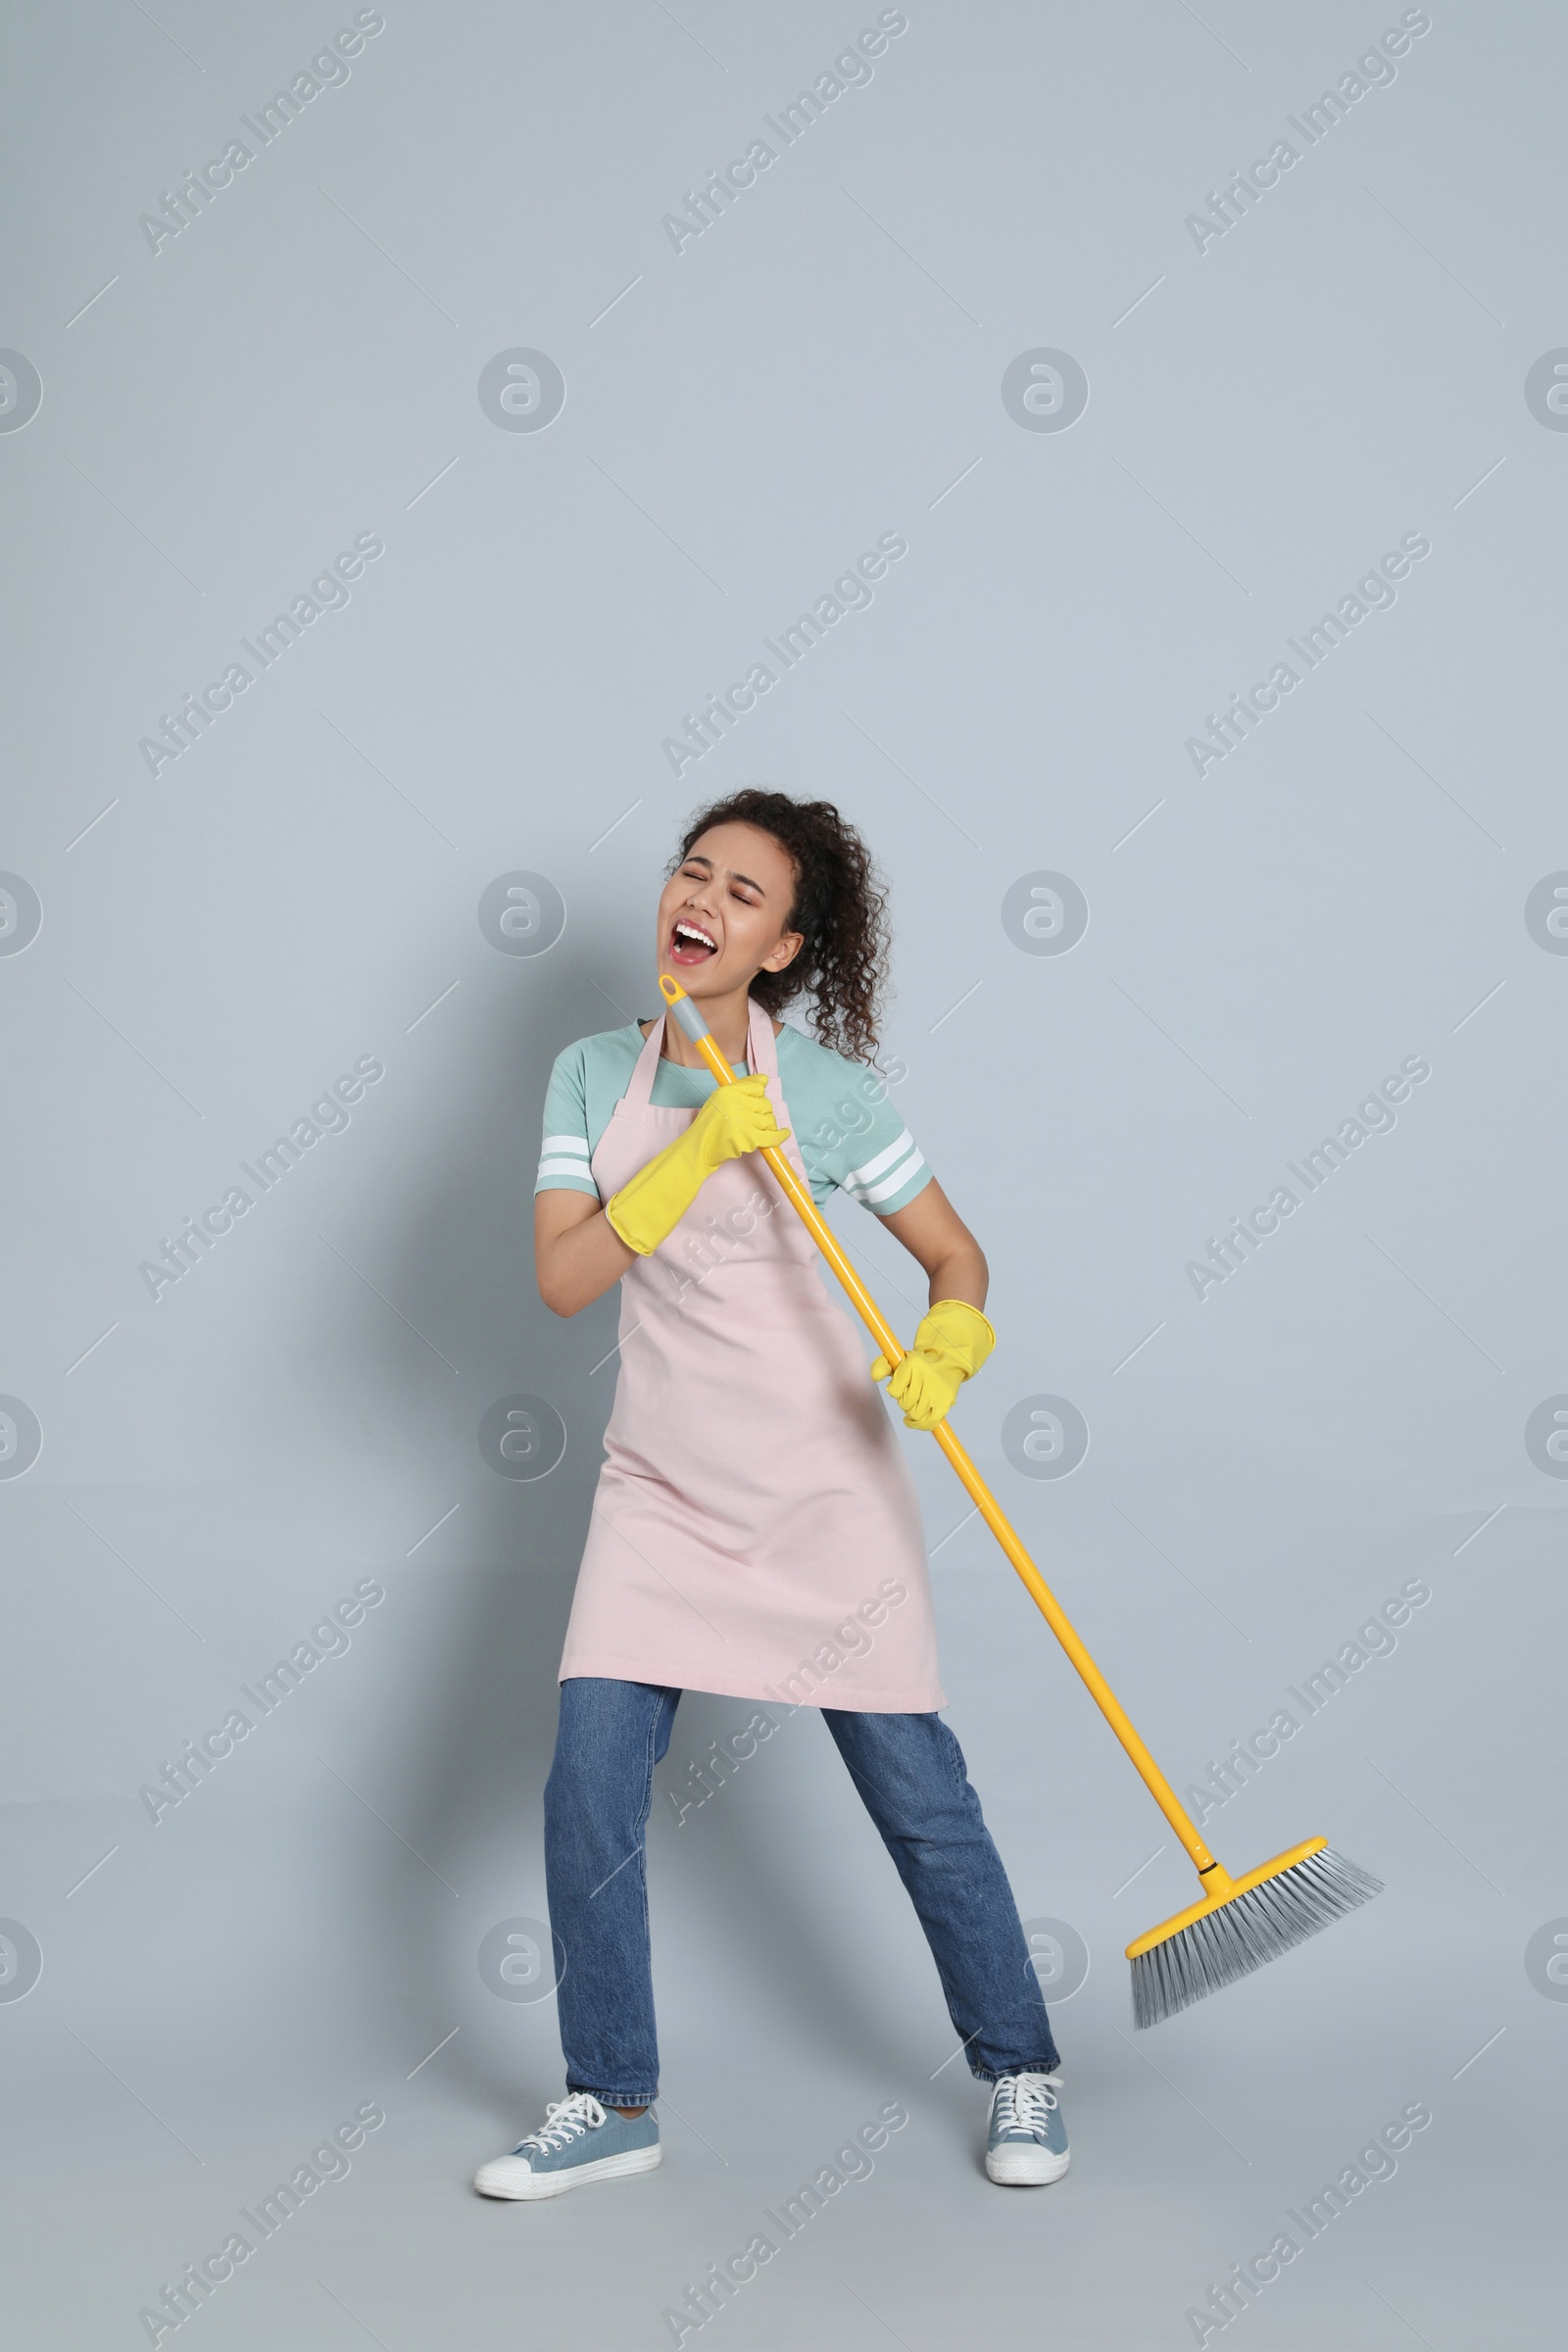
[669, 918, 718, 966]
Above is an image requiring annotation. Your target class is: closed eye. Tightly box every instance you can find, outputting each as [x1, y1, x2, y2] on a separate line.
[682, 861, 760, 906]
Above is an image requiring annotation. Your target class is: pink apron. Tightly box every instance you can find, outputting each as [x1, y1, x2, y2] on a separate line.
[558, 1000, 946, 1712]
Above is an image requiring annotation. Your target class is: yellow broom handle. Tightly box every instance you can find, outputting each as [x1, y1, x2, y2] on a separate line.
[659, 976, 1217, 1878]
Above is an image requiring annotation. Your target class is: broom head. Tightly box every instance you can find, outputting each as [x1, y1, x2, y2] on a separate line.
[1127, 1837, 1383, 2029]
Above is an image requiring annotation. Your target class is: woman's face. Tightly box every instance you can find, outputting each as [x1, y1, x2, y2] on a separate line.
[657, 823, 804, 997]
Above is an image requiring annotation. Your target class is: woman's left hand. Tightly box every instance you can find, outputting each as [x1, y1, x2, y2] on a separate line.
[871, 1298, 996, 1431]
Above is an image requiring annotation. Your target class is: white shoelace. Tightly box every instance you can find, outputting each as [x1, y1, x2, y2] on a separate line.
[993, 2071, 1062, 2137]
[516, 2092, 607, 2155]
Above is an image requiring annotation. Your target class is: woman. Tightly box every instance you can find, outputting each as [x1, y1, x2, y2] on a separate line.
[474, 789, 1065, 2199]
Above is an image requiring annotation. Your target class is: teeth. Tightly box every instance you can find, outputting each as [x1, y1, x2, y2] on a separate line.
[674, 922, 714, 949]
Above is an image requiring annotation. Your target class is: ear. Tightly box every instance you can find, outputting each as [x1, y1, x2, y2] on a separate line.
[762, 930, 804, 973]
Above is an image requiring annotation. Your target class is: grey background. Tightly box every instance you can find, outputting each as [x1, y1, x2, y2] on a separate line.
[2, 2, 1563, 2344]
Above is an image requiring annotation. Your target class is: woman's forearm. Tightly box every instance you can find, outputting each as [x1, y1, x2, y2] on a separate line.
[537, 1208, 638, 1316]
[876, 1181, 990, 1319]
[924, 1241, 989, 1314]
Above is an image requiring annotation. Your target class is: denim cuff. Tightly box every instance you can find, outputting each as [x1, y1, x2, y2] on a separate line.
[567, 2080, 659, 2107]
[972, 2053, 1061, 2084]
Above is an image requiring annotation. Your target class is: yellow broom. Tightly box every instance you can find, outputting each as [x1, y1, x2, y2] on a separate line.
[659, 975, 1381, 2027]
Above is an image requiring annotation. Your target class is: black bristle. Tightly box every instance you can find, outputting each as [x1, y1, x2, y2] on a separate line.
[1131, 1848, 1383, 2029]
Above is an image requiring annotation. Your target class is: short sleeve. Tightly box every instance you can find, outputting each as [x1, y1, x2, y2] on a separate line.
[534, 1045, 600, 1199]
[839, 1119, 930, 1215]
[784, 1035, 932, 1215]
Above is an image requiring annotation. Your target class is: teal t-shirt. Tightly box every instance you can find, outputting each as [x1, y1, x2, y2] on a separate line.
[536, 1019, 930, 1216]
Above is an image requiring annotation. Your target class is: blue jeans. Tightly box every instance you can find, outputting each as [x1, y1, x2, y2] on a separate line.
[544, 1677, 1060, 2105]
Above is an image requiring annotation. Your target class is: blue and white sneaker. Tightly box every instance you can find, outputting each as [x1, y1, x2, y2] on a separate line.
[473, 2092, 661, 2201]
[985, 2070, 1068, 2185]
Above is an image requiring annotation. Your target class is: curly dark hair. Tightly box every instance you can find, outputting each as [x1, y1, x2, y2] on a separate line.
[672, 788, 890, 1063]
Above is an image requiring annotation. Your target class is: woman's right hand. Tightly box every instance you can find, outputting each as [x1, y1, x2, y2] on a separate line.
[687, 1073, 791, 1172]
[605, 1076, 790, 1258]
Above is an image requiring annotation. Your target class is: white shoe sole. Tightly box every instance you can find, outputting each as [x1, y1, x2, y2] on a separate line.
[986, 2143, 1070, 2186]
[473, 2144, 662, 2201]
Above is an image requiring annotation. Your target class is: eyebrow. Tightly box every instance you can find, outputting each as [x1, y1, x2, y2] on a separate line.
[683, 855, 765, 894]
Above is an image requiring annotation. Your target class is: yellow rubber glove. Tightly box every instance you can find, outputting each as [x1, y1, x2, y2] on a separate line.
[871, 1298, 996, 1431]
[605, 1073, 790, 1255]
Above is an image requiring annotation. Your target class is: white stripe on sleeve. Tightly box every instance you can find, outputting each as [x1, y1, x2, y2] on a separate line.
[858, 1147, 927, 1205]
[541, 1133, 591, 1159]
[846, 1129, 917, 1192]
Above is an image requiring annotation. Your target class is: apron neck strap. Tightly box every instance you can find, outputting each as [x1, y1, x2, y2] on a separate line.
[628, 998, 775, 1105]
[624, 1018, 662, 1106]
[747, 997, 779, 1082]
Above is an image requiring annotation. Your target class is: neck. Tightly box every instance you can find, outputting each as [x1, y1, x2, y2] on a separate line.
[660, 978, 753, 1067]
